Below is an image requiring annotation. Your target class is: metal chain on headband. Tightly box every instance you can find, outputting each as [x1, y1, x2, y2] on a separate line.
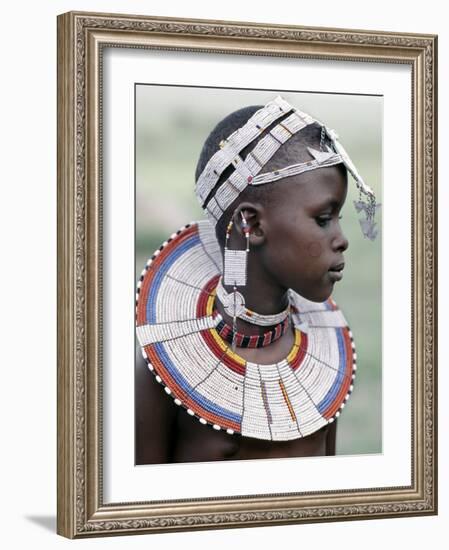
[195, 95, 380, 240]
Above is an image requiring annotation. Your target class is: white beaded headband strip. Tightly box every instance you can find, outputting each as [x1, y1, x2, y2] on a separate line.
[197, 107, 313, 211]
[206, 146, 345, 224]
[195, 95, 380, 240]
[196, 96, 298, 205]
[204, 110, 315, 222]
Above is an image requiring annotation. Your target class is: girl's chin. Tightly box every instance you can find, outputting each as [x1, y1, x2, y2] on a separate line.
[293, 287, 333, 304]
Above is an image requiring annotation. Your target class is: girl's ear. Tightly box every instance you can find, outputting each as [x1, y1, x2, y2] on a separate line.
[233, 202, 266, 246]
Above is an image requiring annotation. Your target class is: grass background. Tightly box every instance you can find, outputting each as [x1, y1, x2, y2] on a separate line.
[135, 85, 382, 456]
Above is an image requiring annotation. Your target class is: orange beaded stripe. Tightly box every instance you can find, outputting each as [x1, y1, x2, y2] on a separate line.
[136, 220, 356, 440]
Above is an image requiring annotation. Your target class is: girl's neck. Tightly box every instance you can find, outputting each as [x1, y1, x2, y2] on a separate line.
[213, 282, 295, 363]
[216, 262, 290, 337]
[215, 245, 296, 362]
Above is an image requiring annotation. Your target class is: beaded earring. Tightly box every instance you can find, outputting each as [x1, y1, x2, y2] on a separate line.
[222, 211, 250, 350]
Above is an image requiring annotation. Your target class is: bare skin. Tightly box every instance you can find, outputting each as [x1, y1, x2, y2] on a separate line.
[135, 350, 337, 464]
[135, 165, 348, 464]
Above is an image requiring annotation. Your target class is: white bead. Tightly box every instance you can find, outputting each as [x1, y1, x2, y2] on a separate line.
[135, 217, 358, 443]
[155, 375, 162, 383]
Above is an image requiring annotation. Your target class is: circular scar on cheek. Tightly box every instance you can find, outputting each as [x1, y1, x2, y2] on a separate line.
[307, 241, 323, 258]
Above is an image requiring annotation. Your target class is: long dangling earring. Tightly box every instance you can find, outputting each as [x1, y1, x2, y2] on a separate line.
[223, 211, 250, 350]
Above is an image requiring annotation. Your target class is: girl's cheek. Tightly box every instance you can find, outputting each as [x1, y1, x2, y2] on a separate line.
[307, 241, 323, 258]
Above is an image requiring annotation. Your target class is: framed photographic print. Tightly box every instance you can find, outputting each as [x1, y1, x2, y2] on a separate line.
[57, 11, 437, 538]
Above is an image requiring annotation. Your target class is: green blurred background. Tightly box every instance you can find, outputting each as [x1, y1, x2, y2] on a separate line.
[135, 85, 382, 456]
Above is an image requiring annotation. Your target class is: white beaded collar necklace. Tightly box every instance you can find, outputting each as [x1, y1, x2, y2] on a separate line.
[135, 220, 357, 441]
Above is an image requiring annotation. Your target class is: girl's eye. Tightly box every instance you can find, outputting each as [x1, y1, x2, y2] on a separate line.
[315, 214, 343, 227]
[316, 216, 331, 227]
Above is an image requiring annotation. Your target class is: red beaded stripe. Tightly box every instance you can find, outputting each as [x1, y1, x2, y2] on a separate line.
[136, 224, 198, 326]
[196, 274, 219, 317]
[200, 329, 246, 375]
[144, 344, 240, 433]
[215, 314, 289, 349]
[235, 333, 244, 347]
[145, 343, 190, 402]
[274, 323, 282, 340]
[290, 331, 308, 371]
[136, 221, 354, 437]
[249, 335, 259, 347]
[322, 328, 354, 419]
[279, 379, 297, 422]
[195, 276, 247, 375]
[219, 324, 232, 339]
[197, 280, 307, 375]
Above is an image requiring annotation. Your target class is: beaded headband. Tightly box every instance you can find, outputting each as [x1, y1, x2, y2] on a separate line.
[195, 95, 380, 240]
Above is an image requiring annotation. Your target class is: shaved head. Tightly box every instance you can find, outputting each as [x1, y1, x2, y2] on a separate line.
[195, 103, 341, 247]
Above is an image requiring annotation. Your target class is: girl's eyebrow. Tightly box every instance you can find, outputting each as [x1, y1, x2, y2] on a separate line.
[314, 198, 342, 211]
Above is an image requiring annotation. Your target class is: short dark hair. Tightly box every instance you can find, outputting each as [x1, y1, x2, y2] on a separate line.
[195, 103, 335, 248]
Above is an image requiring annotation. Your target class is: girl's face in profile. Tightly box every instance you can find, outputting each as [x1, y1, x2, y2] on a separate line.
[259, 165, 349, 303]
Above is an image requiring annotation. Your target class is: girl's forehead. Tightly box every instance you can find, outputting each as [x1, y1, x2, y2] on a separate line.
[278, 167, 348, 206]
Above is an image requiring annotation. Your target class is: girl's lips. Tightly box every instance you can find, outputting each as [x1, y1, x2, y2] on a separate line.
[328, 270, 343, 282]
[329, 262, 345, 272]
[328, 263, 345, 282]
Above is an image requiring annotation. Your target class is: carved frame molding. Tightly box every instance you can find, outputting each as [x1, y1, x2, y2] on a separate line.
[57, 11, 437, 538]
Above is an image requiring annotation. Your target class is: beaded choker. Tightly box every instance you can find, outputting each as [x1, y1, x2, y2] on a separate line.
[216, 276, 290, 326]
[136, 220, 356, 441]
[214, 311, 289, 348]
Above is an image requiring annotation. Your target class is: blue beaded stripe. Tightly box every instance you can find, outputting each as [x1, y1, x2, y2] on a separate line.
[153, 341, 242, 425]
[317, 327, 348, 414]
[146, 233, 201, 324]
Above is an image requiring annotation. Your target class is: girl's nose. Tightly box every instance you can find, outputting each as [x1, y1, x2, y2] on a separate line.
[332, 226, 349, 252]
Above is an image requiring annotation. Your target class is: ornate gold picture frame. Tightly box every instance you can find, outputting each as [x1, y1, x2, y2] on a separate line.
[57, 11, 437, 538]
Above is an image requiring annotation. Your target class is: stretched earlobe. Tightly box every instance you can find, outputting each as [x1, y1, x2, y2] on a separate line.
[234, 202, 265, 246]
